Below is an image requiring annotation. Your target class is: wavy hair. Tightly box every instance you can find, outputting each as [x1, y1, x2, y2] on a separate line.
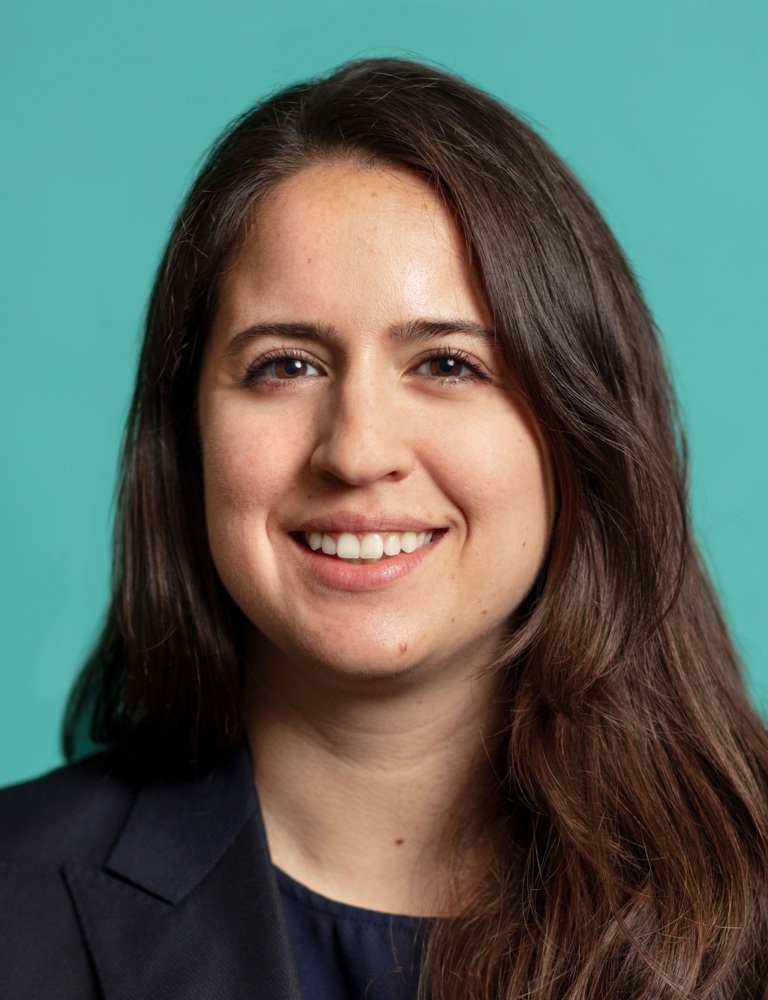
[64, 58, 768, 997]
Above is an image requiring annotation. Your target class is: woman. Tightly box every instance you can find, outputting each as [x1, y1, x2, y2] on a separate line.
[2, 58, 766, 999]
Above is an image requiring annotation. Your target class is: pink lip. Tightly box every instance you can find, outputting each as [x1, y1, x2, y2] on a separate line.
[293, 512, 441, 534]
[290, 532, 441, 592]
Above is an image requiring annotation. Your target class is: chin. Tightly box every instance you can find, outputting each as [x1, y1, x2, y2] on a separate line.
[247, 619, 447, 688]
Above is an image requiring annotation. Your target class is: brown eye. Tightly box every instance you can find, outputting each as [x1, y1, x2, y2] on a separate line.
[240, 354, 323, 387]
[428, 356, 464, 377]
[275, 358, 312, 379]
[417, 353, 482, 380]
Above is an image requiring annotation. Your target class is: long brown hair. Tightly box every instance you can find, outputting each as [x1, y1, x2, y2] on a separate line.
[64, 58, 768, 997]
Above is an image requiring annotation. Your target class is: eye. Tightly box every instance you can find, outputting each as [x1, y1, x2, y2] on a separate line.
[240, 352, 322, 386]
[415, 350, 490, 383]
[421, 356, 470, 378]
[265, 357, 320, 380]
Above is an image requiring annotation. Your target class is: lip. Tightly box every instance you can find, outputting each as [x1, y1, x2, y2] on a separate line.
[292, 511, 442, 534]
[290, 531, 442, 592]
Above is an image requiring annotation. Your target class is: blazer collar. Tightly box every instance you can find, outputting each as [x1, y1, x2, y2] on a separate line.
[64, 745, 303, 1000]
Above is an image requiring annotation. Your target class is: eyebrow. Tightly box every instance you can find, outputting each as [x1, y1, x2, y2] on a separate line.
[224, 318, 497, 357]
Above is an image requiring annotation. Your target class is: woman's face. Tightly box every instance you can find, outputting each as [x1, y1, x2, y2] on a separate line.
[198, 161, 553, 685]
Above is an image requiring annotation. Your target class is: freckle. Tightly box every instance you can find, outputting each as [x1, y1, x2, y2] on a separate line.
[306, 257, 312, 264]
[398, 642, 408, 654]
[395, 838, 404, 846]
[450, 617, 455, 623]
[522, 541, 526, 548]
[482, 609, 487, 615]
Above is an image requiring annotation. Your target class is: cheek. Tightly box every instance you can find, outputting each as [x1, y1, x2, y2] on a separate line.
[200, 409, 290, 513]
[199, 413, 292, 573]
[438, 406, 552, 566]
[199, 411, 295, 610]
[202, 424, 256, 518]
[442, 401, 549, 495]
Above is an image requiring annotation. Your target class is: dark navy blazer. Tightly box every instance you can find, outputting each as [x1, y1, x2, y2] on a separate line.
[0, 746, 303, 999]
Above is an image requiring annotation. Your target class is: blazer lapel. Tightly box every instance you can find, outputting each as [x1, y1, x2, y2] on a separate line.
[63, 746, 302, 1000]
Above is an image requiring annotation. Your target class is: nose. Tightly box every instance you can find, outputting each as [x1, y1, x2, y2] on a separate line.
[309, 377, 415, 486]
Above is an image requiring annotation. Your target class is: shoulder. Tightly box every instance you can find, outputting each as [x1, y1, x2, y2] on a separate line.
[0, 757, 137, 998]
[0, 755, 136, 860]
[0, 747, 289, 1000]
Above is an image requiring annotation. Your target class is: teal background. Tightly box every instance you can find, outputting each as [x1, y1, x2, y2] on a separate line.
[1, 0, 766, 786]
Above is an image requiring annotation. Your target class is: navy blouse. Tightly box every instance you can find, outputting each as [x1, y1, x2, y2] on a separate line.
[276, 866, 428, 1000]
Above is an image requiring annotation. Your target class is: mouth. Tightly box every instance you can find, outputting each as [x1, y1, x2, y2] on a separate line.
[293, 529, 445, 565]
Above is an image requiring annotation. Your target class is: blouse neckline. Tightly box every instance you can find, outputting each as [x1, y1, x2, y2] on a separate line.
[274, 865, 430, 930]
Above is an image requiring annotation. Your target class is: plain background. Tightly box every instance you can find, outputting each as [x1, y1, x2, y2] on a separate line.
[1, 0, 766, 786]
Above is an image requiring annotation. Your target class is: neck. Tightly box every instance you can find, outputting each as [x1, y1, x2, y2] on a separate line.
[245, 649, 505, 916]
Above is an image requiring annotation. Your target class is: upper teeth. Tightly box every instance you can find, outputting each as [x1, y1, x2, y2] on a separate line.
[305, 531, 434, 561]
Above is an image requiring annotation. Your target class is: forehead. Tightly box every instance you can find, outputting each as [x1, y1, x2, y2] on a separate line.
[213, 160, 488, 332]
[260, 159, 446, 233]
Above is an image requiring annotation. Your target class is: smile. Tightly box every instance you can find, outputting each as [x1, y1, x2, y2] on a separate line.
[303, 531, 436, 563]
